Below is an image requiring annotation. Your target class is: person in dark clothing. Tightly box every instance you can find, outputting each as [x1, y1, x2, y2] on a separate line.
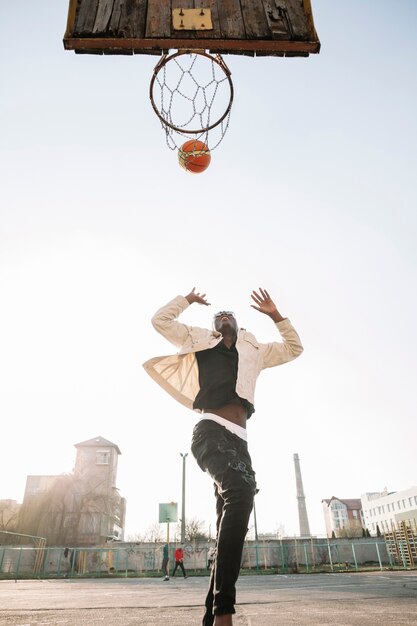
[144, 288, 303, 626]
[161, 543, 170, 581]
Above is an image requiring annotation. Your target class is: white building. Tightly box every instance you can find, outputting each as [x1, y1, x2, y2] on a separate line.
[361, 486, 417, 536]
[322, 497, 364, 538]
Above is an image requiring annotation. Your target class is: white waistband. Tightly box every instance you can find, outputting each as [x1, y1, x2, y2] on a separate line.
[199, 413, 247, 442]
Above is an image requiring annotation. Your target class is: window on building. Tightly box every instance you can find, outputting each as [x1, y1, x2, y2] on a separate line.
[387, 503, 390, 512]
[397, 501, 401, 509]
[402, 499, 406, 507]
[414, 496, 417, 506]
[331, 501, 346, 510]
[96, 450, 110, 465]
[378, 506, 381, 514]
[409, 497, 413, 506]
[382, 505, 385, 514]
[352, 510, 358, 519]
[392, 502, 395, 511]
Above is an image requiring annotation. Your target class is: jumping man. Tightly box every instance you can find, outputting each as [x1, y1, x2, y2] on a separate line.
[143, 288, 303, 626]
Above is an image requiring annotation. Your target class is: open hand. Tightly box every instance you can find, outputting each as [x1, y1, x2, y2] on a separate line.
[250, 288, 283, 322]
[185, 287, 210, 306]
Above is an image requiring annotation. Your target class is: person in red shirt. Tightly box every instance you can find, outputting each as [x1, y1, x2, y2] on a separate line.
[172, 546, 187, 578]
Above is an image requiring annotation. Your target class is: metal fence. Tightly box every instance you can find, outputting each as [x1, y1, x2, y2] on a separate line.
[242, 538, 392, 573]
[0, 538, 410, 580]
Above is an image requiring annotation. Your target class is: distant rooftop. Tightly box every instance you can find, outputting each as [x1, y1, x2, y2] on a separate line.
[362, 490, 396, 502]
[75, 436, 121, 455]
[322, 497, 362, 509]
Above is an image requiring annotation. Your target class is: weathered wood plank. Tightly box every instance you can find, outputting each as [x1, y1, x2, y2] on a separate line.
[64, 0, 320, 51]
[64, 35, 320, 55]
[119, 0, 147, 38]
[74, 0, 100, 35]
[146, 0, 171, 38]
[93, 0, 114, 33]
[303, 0, 318, 40]
[64, 0, 79, 38]
[241, 0, 270, 39]
[285, 0, 310, 40]
[216, 0, 246, 39]
[108, 0, 124, 33]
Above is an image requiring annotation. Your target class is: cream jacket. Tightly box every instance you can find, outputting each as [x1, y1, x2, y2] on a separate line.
[143, 295, 303, 413]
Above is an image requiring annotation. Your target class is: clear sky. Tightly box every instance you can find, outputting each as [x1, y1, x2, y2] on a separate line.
[1, 1, 416, 540]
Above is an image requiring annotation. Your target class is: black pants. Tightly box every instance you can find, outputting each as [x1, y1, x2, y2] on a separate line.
[161, 557, 169, 577]
[172, 560, 186, 577]
[191, 419, 256, 625]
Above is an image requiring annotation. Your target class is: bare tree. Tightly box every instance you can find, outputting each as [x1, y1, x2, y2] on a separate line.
[125, 532, 144, 542]
[142, 523, 165, 543]
[184, 517, 208, 542]
[16, 474, 123, 545]
[336, 520, 364, 539]
[127, 523, 166, 543]
[275, 523, 286, 539]
[0, 500, 20, 534]
[17, 490, 55, 540]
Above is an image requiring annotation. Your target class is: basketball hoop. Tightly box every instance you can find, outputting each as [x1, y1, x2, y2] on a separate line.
[149, 50, 234, 152]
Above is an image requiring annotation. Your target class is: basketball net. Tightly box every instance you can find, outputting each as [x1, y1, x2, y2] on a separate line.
[149, 50, 234, 152]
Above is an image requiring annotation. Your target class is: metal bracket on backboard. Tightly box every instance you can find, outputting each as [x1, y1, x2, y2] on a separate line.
[172, 8, 213, 31]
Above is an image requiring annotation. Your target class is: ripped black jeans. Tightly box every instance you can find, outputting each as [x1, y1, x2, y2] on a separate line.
[191, 419, 257, 625]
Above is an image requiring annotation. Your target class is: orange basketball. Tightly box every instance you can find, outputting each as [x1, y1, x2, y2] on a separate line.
[178, 140, 211, 174]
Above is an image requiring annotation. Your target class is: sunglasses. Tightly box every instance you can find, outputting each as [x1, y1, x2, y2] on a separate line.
[213, 310, 235, 319]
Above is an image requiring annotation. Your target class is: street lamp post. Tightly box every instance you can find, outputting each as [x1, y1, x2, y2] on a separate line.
[253, 496, 259, 570]
[180, 452, 188, 544]
[253, 497, 259, 542]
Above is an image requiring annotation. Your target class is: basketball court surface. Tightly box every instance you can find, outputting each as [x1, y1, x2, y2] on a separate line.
[1, 571, 417, 625]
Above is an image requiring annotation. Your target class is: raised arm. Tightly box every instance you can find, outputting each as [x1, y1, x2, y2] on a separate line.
[250, 288, 303, 367]
[151, 288, 210, 348]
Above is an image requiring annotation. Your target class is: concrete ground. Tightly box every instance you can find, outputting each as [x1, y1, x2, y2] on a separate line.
[0, 571, 416, 625]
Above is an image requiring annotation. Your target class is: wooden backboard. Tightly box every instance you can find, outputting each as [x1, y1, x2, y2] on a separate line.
[64, 0, 320, 57]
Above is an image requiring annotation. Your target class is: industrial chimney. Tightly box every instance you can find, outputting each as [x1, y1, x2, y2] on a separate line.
[293, 453, 311, 537]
